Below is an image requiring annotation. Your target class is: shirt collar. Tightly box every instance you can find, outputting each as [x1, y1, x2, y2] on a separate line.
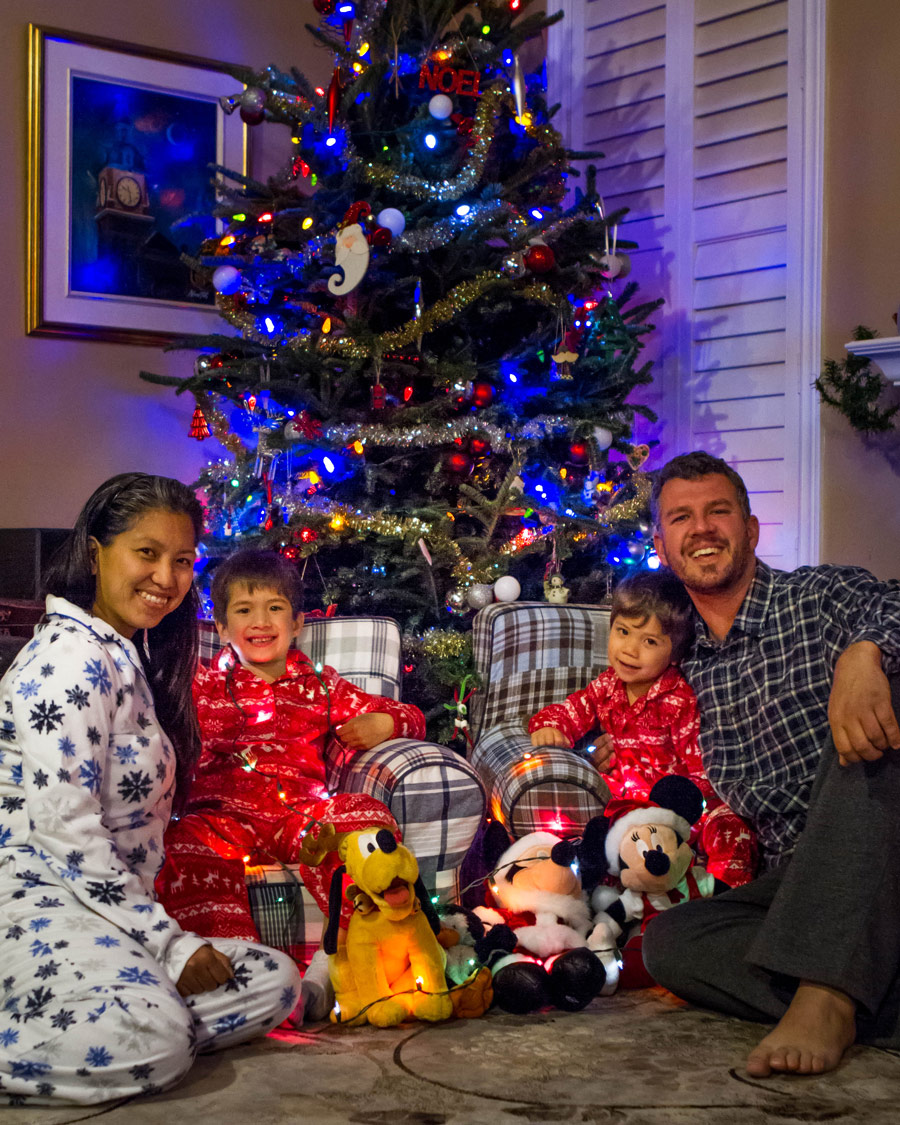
[214, 645, 311, 682]
[611, 662, 682, 705]
[692, 560, 776, 649]
[44, 594, 145, 673]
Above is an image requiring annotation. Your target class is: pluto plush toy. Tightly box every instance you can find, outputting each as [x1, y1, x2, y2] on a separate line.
[590, 775, 728, 988]
[473, 821, 620, 1013]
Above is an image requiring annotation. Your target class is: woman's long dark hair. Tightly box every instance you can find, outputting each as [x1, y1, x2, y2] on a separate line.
[42, 473, 204, 812]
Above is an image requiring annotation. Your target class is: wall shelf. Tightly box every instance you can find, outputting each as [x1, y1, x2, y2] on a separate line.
[844, 336, 900, 384]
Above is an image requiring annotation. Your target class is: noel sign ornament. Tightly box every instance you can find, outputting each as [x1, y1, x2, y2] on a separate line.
[418, 63, 482, 98]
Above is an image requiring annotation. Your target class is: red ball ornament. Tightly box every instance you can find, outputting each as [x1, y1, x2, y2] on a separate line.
[524, 244, 556, 273]
[445, 451, 474, 476]
[472, 381, 494, 407]
[239, 105, 266, 126]
[313, 0, 336, 12]
[568, 442, 589, 463]
[281, 546, 301, 561]
[470, 437, 490, 456]
[300, 527, 319, 543]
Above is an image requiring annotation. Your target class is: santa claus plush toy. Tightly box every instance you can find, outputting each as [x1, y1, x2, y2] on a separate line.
[473, 822, 620, 1013]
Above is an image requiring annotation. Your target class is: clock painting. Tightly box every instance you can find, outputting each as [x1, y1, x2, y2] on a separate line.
[27, 27, 246, 345]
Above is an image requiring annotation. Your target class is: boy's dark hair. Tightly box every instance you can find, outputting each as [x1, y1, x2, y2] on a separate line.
[650, 451, 751, 528]
[611, 569, 694, 664]
[210, 549, 304, 623]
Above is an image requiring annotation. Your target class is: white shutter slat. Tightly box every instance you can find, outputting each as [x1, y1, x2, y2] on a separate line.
[694, 230, 786, 277]
[731, 457, 785, 492]
[694, 330, 785, 371]
[587, 0, 666, 26]
[694, 95, 786, 146]
[699, 428, 784, 461]
[695, 32, 787, 86]
[690, 362, 786, 398]
[694, 265, 786, 307]
[584, 67, 666, 108]
[694, 63, 787, 114]
[588, 127, 665, 167]
[693, 393, 785, 430]
[694, 160, 786, 207]
[695, 127, 787, 177]
[695, 0, 779, 23]
[584, 34, 666, 77]
[695, 2, 788, 53]
[586, 5, 667, 45]
[587, 98, 666, 141]
[694, 192, 785, 241]
[692, 297, 786, 338]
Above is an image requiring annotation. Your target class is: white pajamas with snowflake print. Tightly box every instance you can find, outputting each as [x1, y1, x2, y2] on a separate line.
[0, 597, 301, 1105]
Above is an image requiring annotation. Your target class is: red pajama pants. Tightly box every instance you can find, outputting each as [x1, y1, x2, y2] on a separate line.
[156, 792, 398, 949]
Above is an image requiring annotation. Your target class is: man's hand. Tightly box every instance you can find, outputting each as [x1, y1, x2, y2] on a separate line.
[177, 945, 234, 997]
[589, 732, 616, 772]
[829, 641, 900, 765]
[530, 727, 572, 748]
[337, 713, 395, 751]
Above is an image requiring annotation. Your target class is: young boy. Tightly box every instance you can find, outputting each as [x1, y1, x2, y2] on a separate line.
[528, 569, 756, 886]
[156, 549, 426, 1017]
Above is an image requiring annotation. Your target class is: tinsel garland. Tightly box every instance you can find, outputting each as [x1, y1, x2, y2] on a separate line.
[357, 86, 507, 201]
[394, 199, 517, 253]
[323, 413, 596, 449]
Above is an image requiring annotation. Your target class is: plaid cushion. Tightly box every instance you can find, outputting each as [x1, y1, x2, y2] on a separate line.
[469, 602, 611, 838]
[470, 602, 610, 741]
[472, 721, 610, 838]
[330, 737, 486, 903]
[198, 616, 403, 700]
[244, 864, 323, 969]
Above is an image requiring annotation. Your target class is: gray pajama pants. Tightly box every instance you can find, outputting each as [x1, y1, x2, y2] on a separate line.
[643, 673, 900, 1049]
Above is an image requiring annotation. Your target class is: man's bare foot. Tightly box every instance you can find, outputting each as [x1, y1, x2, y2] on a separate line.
[746, 982, 857, 1077]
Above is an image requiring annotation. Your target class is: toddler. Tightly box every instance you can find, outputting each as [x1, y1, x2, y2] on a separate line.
[528, 569, 756, 885]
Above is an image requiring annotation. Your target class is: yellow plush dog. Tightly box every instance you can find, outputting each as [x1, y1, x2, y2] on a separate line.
[322, 827, 453, 1027]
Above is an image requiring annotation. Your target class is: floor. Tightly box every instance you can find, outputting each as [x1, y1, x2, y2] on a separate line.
[4, 988, 899, 1125]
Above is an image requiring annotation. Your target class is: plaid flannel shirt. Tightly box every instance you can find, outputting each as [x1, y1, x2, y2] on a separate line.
[681, 561, 900, 867]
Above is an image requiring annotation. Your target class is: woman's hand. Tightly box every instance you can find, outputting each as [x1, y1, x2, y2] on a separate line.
[176, 945, 235, 997]
[337, 712, 395, 751]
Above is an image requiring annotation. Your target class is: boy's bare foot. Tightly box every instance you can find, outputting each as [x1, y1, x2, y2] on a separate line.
[746, 982, 857, 1077]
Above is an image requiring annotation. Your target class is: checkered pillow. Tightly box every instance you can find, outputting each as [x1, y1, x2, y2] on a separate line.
[469, 602, 611, 836]
[244, 865, 324, 970]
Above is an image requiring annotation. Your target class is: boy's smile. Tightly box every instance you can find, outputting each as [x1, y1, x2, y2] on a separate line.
[216, 582, 304, 682]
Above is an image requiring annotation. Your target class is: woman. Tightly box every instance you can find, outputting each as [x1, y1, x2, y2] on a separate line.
[0, 474, 300, 1105]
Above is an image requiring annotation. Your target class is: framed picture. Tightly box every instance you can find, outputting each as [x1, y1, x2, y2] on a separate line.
[27, 26, 246, 345]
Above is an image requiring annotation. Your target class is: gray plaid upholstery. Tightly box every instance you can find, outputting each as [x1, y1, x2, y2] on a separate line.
[469, 602, 612, 838]
[198, 616, 485, 957]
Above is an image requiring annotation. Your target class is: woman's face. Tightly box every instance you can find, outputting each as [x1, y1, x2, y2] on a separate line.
[90, 508, 197, 638]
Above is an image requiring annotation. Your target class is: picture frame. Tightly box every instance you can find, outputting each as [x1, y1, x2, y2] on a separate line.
[26, 25, 247, 346]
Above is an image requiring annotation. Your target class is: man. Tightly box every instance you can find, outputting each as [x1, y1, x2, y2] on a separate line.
[641, 450, 900, 1077]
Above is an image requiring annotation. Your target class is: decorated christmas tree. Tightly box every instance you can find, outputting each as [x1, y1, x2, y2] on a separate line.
[142, 0, 662, 735]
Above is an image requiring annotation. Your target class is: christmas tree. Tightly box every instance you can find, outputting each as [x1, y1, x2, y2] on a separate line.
[142, 0, 662, 735]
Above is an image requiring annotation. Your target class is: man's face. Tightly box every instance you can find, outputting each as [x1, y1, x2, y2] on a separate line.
[653, 473, 759, 596]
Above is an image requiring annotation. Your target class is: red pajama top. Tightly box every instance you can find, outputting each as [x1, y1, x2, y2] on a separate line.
[528, 665, 718, 806]
[187, 647, 426, 819]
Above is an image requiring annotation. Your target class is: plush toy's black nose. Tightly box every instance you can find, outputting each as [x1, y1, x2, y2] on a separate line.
[376, 828, 397, 853]
[644, 849, 670, 876]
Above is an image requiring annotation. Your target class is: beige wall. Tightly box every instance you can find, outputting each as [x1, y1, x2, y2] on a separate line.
[821, 0, 900, 579]
[0, 0, 329, 530]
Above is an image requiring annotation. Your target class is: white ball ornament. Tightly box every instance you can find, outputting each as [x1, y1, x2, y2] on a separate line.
[593, 426, 614, 451]
[376, 207, 406, 237]
[493, 575, 521, 603]
[212, 265, 242, 295]
[428, 93, 454, 120]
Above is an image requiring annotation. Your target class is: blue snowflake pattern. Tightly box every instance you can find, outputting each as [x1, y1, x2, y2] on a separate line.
[212, 1012, 247, 1035]
[39, 664, 54, 678]
[78, 759, 102, 794]
[0, 1029, 19, 1047]
[115, 744, 138, 765]
[116, 966, 159, 987]
[85, 880, 126, 907]
[57, 768, 71, 783]
[10, 763, 22, 786]
[280, 985, 297, 1011]
[34, 961, 59, 980]
[83, 660, 112, 695]
[34, 897, 62, 909]
[0, 827, 12, 847]
[58, 735, 76, 758]
[126, 845, 147, 868]
[1, 795, 24, 812]
[86, 726, 102, 746]
[84, 1045, 113, 1068]
[32, 769, 49, 789]
[28, 940, 52, 958]
[11, 1060, 51, 1079]
[152, 919, 170, 932]
[50, 1009, 76, 1031]
[23, 985, 54, 1020]
[136, 712, 151, 729]
[16, 680, 40, 700]
[28, 918, 51, 932]
[94, 935, 120, 948]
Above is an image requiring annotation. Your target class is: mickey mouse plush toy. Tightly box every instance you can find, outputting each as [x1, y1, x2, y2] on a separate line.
[473, 822, 620, 1013]
[590, 775, 729, 988]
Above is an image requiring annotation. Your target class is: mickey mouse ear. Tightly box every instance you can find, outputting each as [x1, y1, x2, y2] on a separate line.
[648, 776, 705, 827]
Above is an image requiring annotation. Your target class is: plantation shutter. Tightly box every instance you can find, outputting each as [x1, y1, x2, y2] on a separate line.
[547, 0, 824, 568]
